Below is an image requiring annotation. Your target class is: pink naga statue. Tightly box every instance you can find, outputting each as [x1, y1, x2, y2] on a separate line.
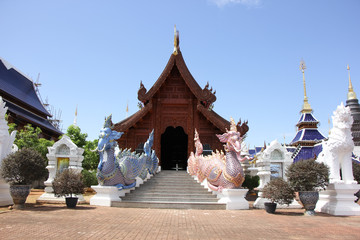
[188, 118, 249, 192]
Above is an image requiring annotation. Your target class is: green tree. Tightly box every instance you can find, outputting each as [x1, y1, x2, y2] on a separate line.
[64, 125, 99, 171]
[65, 125, 87, 148]
[8, 123, 54, 160]
[82, 139, 99, 171]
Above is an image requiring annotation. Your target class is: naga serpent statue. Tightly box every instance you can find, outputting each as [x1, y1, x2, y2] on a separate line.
[95, 115, 158, 189]
[188, 118, 249, 192]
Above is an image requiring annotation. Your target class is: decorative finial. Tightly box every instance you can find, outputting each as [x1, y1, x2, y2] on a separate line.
[347, 64, 357, 100]
[230, 117, 237, 132]
[173, 25, 180, 55]
[299, 59, 312, 113]
[73, 105, 78, 126]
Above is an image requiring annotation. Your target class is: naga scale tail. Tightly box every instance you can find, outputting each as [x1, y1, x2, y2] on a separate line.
[149, 150, 159, 174]
[137, 154, 149, 180]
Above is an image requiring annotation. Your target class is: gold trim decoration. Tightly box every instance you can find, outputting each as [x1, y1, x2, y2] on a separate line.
[300, 59, 312, 113]
[347, 64, 357, 100]
[173, 25, 179, 55]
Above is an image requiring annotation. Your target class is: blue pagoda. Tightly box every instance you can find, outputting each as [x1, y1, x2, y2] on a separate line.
[288, 60, 326, 162]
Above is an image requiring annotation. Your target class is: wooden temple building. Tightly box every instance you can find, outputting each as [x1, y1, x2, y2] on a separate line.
[0, 58, 62, 140]
[114, 28, 248, 170]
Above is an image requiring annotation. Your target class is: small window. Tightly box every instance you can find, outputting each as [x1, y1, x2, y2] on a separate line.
[203, 144, 212, 156]
[135, 143, 144, 155]
[270, 163, 283, 179]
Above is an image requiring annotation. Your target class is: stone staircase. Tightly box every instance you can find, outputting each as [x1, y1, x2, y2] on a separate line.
[112, 170, 226, 210]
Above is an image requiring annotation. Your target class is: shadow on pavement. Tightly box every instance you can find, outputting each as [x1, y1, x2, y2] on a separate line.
[16, 203, 97, 212]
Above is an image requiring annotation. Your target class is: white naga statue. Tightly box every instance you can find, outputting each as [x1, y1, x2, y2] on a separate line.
[317, 102, 356, 184]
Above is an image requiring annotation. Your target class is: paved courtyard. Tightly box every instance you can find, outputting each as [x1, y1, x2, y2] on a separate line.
[0, 190, 360, 240]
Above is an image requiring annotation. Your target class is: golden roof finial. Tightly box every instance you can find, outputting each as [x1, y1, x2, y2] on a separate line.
[300, 59, 312, 113]
[347, 64, 357, 100]
[173, 25, 180, 55]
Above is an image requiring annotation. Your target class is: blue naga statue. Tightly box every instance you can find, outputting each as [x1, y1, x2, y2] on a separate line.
[95, 115, 158, 190]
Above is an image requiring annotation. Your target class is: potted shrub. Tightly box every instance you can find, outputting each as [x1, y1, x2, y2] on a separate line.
[81, 169, 98, 191]
[353, 161, 360, 202]
[262, 178, 295, 214]
[0, 148, 48, 209]
[242, 175, 259, 201]
[52, 168, 85, 208]
[286, 159, 329, 216]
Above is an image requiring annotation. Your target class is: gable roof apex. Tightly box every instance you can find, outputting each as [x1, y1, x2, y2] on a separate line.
[137, 51, 216, 108]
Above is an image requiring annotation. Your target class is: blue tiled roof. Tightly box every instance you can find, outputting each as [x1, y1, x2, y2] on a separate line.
[290, 129, 325, 145]
[313, 143, 323, 157]
[293, 146, 317, 162]
[302, 129, 325, 141]
[304, 113, 319, 122]
[255, 147, 263, 153]
[249, 149, 256, 155]
[0, 59, 50, 116]
[290, 130, 303, 144]
[297, 113, 319, 125]
[5, 100, 62, 135]
[286, 147, 296, 153]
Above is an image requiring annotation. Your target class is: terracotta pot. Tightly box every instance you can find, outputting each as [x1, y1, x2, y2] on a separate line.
[65, 197, 78, 208]
[9, 185, 31, 209]
[298, 191, 319, 216]
[264, 202, 277, 214]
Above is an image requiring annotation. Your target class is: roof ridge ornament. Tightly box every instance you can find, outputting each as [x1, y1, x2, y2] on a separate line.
[300, 59, 313, 113]
[347, 64, 357, 100]
[173, 25, 180, 55]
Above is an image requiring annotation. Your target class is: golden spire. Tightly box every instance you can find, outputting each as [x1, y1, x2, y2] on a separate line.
[173, 25, 179, 55]
[300, 59, 312, 113]
[347, 64, 357, 100]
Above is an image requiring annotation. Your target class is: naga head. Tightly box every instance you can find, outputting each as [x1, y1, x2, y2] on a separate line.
[216, 117, 243, 160]
[97, 115, 123, 152]
[143, 129, 154, 156]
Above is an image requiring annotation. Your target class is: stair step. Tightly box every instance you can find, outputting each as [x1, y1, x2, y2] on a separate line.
[127, 193, 215, 198]
[112, 201, 226, 210]
[112, 170, 220, 210]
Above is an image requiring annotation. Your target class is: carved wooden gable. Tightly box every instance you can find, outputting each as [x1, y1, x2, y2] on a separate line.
[114, 50, 247, 169]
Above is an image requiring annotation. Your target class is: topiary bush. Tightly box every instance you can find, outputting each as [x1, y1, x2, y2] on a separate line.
[81, 169, 98, 188]
[242, 175, 260, 191]
[52, 169, 85, 198]
[353, 161, 360, 203]
[286, 159, 329, 192]
[353, 161, 360, 183]
[0, 148, 48, 185]
[262, 178, 295, 205]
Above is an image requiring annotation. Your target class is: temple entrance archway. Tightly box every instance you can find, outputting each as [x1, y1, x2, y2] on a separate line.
[161, 126, 188, 170]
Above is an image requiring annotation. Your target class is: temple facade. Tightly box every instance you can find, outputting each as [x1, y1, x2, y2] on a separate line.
[114, 28, 248, 170]
[0, 58, 62, 140]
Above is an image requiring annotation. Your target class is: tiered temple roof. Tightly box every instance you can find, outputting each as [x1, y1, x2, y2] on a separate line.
[114, 50, 228, 132]
[288, 60, 325, 161]
[345, 65, 360, 146]
[0, 58, 62, 139]
[289, 112, 326, 146]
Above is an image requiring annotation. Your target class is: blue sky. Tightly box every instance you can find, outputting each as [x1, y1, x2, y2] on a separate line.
[1, 0, 359, 148]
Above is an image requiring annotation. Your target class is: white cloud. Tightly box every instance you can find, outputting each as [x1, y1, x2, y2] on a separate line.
[210, 0, 261, 7]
